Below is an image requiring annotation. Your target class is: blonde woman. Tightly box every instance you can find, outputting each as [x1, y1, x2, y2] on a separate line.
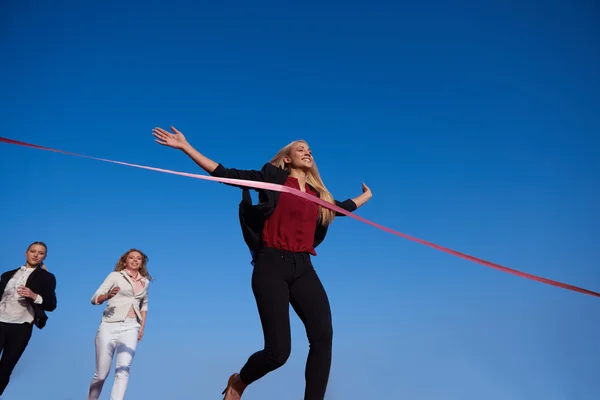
[0, 242, 57, 396]
[153, 126, 372, 400]
[88, 249, 151, 400]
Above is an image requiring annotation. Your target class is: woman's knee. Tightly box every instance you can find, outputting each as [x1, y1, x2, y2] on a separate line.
[114, 365, 130, 378]
[92, 371, 109, 382]
[265, 343, 291, 369]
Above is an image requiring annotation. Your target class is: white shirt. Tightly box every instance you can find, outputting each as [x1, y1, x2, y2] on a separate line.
[0, 266, 44, 324]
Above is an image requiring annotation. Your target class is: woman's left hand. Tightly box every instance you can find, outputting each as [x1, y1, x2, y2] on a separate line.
[17, 286, 38, 300]
[138, 327, 145, 342]
[361, 183, 372, 198]
[351, 183, 373, 208]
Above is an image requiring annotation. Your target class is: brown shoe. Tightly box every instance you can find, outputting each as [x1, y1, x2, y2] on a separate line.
[222, 373, 244, 400]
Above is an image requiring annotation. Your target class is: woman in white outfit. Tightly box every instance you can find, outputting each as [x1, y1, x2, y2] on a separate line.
[88, 249, 151, 400]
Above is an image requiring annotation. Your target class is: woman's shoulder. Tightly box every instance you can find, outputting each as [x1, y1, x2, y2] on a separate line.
[260, 163, 288, 182]
[38, 268, 57, 280]
[1, 267, 19, 278]
[106, 271, 123, 279]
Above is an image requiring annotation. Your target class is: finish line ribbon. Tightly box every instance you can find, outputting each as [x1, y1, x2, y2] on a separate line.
[1, 136, 598, 298]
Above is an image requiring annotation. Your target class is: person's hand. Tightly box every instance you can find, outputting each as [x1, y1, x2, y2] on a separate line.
[361, 183, 372, 198]
[107, 287, 120, 299]
[152, 126, 189, 150]
[17, 286, 38, 300]
[138, 326, 144, 342]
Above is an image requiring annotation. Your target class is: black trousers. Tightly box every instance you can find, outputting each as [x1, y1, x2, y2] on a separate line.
[0, 321, 33, 395]
[239, 246, 333, 400]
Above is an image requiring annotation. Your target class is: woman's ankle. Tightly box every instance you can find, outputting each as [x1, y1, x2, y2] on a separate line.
[233, 374, 247, 393]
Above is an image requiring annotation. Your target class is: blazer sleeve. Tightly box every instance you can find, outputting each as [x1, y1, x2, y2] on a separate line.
[91, 272, 117, 305]
[210, 163, 271, 183]
[140, 286, 149, 312]
[39, 273, 57, 312]
[0, 271, 9, 290]
[333, 199, 358, 217]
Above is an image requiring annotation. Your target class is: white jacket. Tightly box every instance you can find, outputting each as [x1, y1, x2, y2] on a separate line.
[91, 271, 149, 323]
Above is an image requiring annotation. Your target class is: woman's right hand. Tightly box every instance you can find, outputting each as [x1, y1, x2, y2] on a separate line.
[107, 287, 120, 299]
[153, 125, 219, 173]
[152, 126, 189, 150]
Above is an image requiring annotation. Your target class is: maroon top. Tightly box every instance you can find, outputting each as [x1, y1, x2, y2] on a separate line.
[262, 176, 319, 255]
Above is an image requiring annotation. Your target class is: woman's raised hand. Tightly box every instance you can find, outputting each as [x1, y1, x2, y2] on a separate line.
[152, 126, 189, 150]
[153, 125, 218, 173]
[350, 182, 373, 208]
[361, 183, 372, 198]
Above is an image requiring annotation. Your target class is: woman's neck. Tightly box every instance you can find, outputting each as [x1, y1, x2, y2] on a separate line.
[288, 168, 308, 180]
[125, 268, 140, 279]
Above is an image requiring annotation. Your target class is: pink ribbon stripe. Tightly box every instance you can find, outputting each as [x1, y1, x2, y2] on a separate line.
[1, 136, 597, 298]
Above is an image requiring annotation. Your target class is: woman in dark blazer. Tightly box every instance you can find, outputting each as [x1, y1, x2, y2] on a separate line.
[153, 126, 372, 400]
[0, 241, 57, 396]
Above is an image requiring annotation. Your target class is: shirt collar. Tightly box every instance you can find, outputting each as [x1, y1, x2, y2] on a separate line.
[120, 270, 147, 284]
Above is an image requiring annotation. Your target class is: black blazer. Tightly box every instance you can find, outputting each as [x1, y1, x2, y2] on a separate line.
[0, 267, 57, 329]
[210, 162, 357, 263]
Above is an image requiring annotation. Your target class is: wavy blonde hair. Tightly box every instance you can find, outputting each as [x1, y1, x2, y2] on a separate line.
[114, 248, 153, 281]
[270, 140, 336, 226]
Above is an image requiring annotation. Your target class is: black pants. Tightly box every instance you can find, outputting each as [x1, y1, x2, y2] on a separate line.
[0, 321, 33, 395]
[239, 246, 333, 400]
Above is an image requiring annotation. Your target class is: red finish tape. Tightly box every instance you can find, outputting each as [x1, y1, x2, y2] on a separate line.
[1, 136, 597, 298]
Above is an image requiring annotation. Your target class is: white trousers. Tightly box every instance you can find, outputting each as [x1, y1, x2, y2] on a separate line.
[88, 318, 140, 400]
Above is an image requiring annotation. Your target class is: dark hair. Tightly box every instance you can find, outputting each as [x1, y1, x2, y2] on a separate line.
[27, 241, 47, 251]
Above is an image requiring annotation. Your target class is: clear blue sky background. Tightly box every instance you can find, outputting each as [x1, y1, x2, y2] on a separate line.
[1, 1, 598, 399]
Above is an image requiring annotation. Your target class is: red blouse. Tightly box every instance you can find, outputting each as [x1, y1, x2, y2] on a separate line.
[262, 176, 319, 255]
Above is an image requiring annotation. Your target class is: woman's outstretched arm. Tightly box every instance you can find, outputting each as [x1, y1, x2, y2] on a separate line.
[153, 126, 266, 182]
[332, 183, 372, 216]
[153, 126, 218, 173]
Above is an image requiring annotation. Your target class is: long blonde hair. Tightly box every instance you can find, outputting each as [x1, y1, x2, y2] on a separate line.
[114, 248, 153, 281]
[269, 140, 336, 226]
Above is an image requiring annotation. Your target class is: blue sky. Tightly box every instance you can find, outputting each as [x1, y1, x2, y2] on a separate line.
[1, 1, 599, 399]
